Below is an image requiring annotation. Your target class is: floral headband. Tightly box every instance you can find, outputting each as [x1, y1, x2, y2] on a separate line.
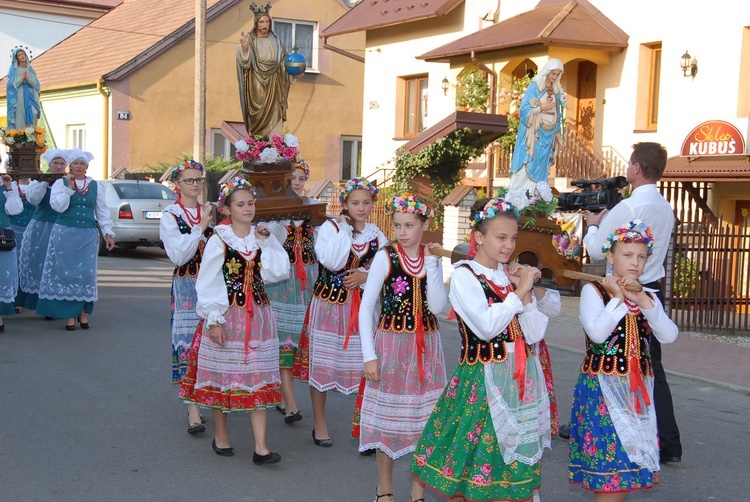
[170, 159, 205, 181]
[601, 219, 654, 255]
[339, 176, 379, 203]
[469, 197, 520, 229]
[386, 192, 432, 218]
[218, 177, 256, 209]
[293, 158, 310, 178]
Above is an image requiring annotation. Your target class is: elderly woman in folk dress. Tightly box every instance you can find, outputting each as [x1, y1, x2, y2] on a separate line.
[17, 149, 68, 311]
[10, 174, 36, 310]
[1, 174, 24, 332]
[36, 149, 115, 330]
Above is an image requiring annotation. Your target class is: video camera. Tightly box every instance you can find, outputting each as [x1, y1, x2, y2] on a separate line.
[556, 176, 628, 213]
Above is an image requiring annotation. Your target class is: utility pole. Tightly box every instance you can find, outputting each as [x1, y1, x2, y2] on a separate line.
[194, 0, 206, 165]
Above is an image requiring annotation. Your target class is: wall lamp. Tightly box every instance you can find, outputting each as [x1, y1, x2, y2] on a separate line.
[681, 50, 698, 78]
[441, 77, 449, 95]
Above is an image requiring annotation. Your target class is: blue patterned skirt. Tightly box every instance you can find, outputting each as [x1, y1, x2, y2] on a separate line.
[0, 229, 18, 316]
[17, 219, 55, 309]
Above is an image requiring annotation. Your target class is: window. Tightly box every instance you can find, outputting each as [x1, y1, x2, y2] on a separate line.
[635, 43, 661, 131]
[274, 19, 317, 71]
[66, 124, 85, 149]
[738, 27, 750, 117]
[400, 75, 428, 138]
[341, 136, 362, 180]
[210, 129, 236, 160]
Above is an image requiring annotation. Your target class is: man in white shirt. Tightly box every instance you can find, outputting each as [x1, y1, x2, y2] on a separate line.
[582, 142, 682, 463]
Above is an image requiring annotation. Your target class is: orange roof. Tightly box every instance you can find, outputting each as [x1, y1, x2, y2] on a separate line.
[1, 0, 230, 95]
[663, 155, 750, 182]
[322, 0, 464, 38]
[419, 0, 628, 62]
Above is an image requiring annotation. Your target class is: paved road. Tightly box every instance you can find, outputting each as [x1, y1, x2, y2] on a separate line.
[1, 249, 748, 501]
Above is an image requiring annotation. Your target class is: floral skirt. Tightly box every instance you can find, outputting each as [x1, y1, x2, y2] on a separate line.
[179, 304, 281, 412]
[17, 219, 55, 310]
[537, 340, 559, 436]
[358, 328, 447, 459]
[265, 261, 317, 369]
[171, 274, 200, 383]
[568, 372, 659, 493]
[410, 361, 541, 502]
[296, 296, 368, 394]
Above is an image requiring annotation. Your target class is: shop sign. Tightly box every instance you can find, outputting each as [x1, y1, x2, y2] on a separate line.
[681, 120, 746, 156]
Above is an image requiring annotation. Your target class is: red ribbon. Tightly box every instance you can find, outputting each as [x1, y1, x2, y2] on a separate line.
[468, 230, 478, 259]
[629, 356, 651, 413]
[415, 312, 426, 383]
[344, 288, 361, 350]
[446, 308, 456, 321]
[294, 242, 308, 291]
[512, 335, 527, 401]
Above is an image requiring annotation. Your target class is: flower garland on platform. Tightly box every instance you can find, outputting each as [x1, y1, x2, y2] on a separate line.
[493, 183, 558, 227]
[1, 126, 46, 151]
[234, 133, 299, 164]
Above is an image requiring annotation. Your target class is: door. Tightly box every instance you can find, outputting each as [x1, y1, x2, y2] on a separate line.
[576, 61, 597, 142]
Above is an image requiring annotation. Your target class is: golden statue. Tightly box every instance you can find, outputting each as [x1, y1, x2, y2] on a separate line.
[236, 2, 292, 137]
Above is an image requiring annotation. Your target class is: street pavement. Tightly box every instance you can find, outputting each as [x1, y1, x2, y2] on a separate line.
[1, 248, 749, 501]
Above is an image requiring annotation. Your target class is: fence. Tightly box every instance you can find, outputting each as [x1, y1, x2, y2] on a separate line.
[325, 200, 395, 241]
[668, 219, 750, 333]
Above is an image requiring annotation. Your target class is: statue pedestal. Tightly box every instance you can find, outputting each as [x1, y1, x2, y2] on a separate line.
[241, 160, 327, 224]
[7, 146, 64, 182]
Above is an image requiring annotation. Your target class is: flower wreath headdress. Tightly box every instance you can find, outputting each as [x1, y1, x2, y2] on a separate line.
[169, 159, 205, 181]
[339, 176, 379, 203]
[218, 177, 257, 210]
[601, 219, 654, 255]
[386, 192, 432, 219]
[469, 197, 520, 229]
[293, 158, 310, 178]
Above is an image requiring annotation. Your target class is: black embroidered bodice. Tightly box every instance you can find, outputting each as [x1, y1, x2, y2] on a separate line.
[313, 236, 379, 304]
[378, 245, 438, 333]
[172, 214, 213, 278]
[281, 220, 316, 265]
[222, 245, 269, 307]
[455, 264, 526, 365]
[581, 282, 653, 377]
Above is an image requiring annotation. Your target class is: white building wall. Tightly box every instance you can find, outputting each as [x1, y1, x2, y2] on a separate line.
[0, 9, 89, 78]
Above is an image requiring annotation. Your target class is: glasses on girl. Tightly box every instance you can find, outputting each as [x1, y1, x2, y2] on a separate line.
[179, 178, 206, 185]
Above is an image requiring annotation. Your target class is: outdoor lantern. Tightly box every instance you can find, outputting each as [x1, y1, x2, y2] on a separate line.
[284, 45, 307, 77]
[680, 50, 698, 78]
[441, 77, 449, 95]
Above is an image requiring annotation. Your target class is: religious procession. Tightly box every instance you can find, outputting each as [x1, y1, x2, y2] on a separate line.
[2, 1, 750, 501]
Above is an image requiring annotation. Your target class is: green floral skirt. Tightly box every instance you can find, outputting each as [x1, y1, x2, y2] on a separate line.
[410, 361, 541, 501]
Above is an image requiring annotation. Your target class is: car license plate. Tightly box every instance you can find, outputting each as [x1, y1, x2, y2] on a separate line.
[144, 211, 162, 219]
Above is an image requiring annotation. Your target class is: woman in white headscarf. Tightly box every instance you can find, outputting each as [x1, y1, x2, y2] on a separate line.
[0, 173, 24, 332]
[509, 59, 566, 194]
[36, 149, 115, 330]
[17, 149, 68, 310]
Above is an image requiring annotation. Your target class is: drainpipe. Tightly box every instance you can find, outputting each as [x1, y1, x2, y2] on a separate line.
[471, 51, 497, 195]
[322, 36, 364, 63]
[97, 78, 110, 178]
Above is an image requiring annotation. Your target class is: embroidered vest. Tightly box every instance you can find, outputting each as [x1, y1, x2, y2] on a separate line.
[281, 220, 316, 265]
[172, 213, 213, 278]
[456, 264, 526, 365]
[581, 282, 653, 377]
[9, 193, 34, 228]
[378, 245, 438, 333]
[222, 244, 269, 308]
[0, 191, 11, 228]
[56, 180, 98, 229]
[30, 187, 59, 223]
[313, 234, 379, 304]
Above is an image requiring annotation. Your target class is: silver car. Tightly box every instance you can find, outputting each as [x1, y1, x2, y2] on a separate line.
[97, 180, 177, 255]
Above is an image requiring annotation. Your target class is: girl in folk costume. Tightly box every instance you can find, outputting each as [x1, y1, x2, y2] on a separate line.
[0, 174, 24, 332]
[265, 159, 317, 424]
[179, 178, 289, 464]
[11, 175, 40, 309]
[410, 197, 552, 502]
[17, 149, 67, 311]
[569, 220, 678, 500]
[159, 160, 214, 435]
[359, 193, 448, 502]
[36, 149, 116, 330]
[294, 177, 387, 447]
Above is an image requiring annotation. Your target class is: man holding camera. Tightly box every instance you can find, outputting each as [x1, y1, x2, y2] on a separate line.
[578, 141, 682, 464]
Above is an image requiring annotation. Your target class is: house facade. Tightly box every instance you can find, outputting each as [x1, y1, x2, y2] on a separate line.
[1, 0, 365, 183]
